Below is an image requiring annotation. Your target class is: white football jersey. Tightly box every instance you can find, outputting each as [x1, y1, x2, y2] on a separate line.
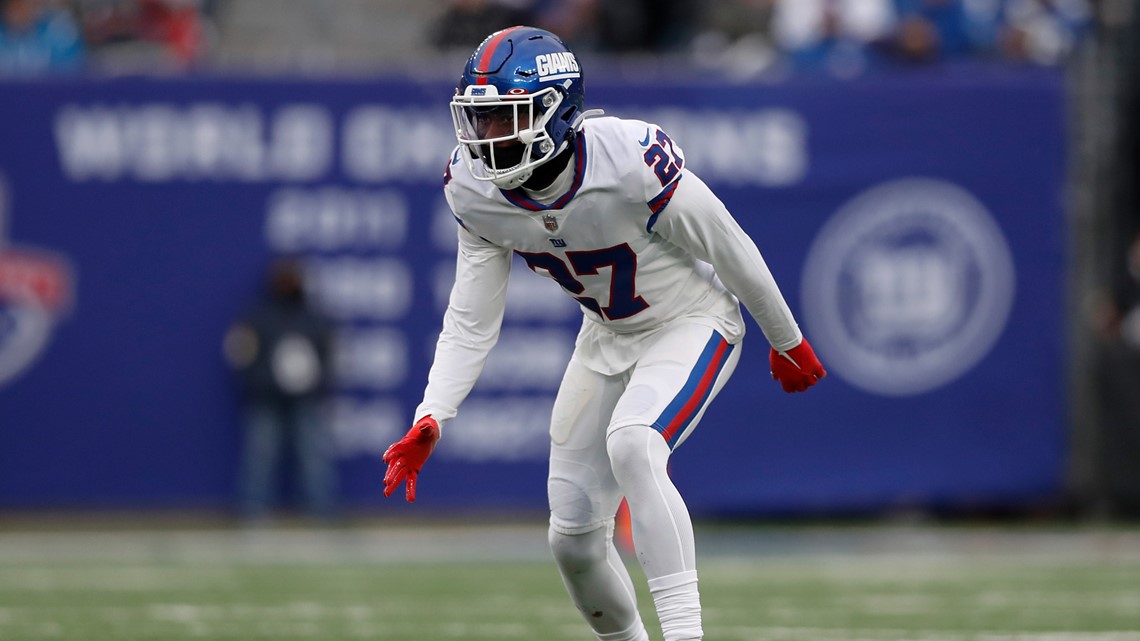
[417, 116, 801, 424]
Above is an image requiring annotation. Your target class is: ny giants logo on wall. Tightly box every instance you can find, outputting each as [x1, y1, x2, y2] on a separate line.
[801, 178, 1016, 397]
[0, 177, 75, 388]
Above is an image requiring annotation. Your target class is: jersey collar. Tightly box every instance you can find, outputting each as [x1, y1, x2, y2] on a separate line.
[499, 131, 588, 212]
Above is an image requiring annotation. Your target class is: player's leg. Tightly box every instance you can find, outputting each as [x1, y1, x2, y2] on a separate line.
[605, 325, 741, 641]
[548, 357, 649, 641]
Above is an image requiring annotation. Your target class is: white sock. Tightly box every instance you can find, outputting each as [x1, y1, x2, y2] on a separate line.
[649, 571, 703, 641]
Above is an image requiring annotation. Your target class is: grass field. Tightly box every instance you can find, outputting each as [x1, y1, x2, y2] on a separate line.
[0, 520, 1138, 641]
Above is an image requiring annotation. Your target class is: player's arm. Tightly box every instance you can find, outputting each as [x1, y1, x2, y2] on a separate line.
[383, 220, 512, 501]
[650, 169, 825, 392]
[417, 224, 512, 424]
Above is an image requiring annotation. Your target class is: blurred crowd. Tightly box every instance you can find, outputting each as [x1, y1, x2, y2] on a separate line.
[0, 0, 1116, 77]
[0, 0, 212, 73]
[438, 0, 1097, 78]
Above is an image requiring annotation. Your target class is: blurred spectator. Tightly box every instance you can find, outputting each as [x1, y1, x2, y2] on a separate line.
[78, 0, 207, 70]
[888, 0, 1000, 63]
[0, 0, 85, 74]
[771, 0, 897, 77]
[136, 0, 204, 62]
[432, 0, 535, 52]
[691, 0, 780, 78]
[224, 257, 338, 523]
[996, 0, 1091, 65]
[540, 0, 698, 53]
[1110, 234, 1140, 350]
[1089, 231, 1140, 516]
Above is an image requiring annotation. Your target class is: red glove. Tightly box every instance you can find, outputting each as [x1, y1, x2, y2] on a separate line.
[382, 416, 441, 502]
[770, 338, 827, 393]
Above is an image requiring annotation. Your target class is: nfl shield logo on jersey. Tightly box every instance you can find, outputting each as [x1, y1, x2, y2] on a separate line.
[543, 214, 559, 232]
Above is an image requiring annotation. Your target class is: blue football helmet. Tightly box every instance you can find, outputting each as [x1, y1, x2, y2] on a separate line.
[450, 26, 586, 189]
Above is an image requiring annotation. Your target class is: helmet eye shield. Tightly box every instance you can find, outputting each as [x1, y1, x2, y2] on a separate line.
[461, 104, 531, 142]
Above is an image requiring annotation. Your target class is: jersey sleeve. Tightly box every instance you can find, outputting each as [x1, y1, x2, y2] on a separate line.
[628, 122, 687, 219]
[650, 168, 803, 352]
[414, 208, 512, 427]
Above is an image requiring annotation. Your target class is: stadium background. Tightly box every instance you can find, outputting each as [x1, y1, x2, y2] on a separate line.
[0, 1, 1137, 521]
[2, 3, 1140, 641]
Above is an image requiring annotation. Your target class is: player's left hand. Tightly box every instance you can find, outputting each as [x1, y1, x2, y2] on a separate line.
[382, 416, 441, 502]
[770, 338, 826, 393]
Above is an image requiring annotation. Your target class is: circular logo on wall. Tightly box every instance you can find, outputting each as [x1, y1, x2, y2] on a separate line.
[0, 176, 75, 388]
[801, 178, 1015, 397]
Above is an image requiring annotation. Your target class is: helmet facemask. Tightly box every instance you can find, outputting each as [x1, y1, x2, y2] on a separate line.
[450, 86, 565, 190]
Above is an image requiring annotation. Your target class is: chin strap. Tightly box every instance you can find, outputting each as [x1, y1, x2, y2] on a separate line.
[491, 169, 534, 190]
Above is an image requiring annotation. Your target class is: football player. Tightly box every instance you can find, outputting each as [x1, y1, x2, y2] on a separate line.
[382, 26, 826, 641]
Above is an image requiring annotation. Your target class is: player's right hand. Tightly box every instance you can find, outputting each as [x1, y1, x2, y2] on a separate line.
[770, 338, 826, 393]
[382, 416, 441, 502]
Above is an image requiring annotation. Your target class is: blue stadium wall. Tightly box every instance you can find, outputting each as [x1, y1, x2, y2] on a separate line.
[0, 69, 1067, 516]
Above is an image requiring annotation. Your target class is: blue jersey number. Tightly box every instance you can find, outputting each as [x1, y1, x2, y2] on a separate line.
[518, 244, 649, 321]
[642, 130, 683, 187]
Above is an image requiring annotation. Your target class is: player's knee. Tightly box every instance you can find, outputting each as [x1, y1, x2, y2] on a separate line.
[606, 425, 656, 474]
[548, 475, 598, 529]
[549, 525, 609, 573]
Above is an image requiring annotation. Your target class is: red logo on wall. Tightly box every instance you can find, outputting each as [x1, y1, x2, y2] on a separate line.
[0, 178, 75, 387]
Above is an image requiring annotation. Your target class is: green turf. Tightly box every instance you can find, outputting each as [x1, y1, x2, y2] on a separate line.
[1, 525, 1138, 640]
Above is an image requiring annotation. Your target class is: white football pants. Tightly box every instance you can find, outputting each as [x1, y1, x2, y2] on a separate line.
[547, 323, 740, 641]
